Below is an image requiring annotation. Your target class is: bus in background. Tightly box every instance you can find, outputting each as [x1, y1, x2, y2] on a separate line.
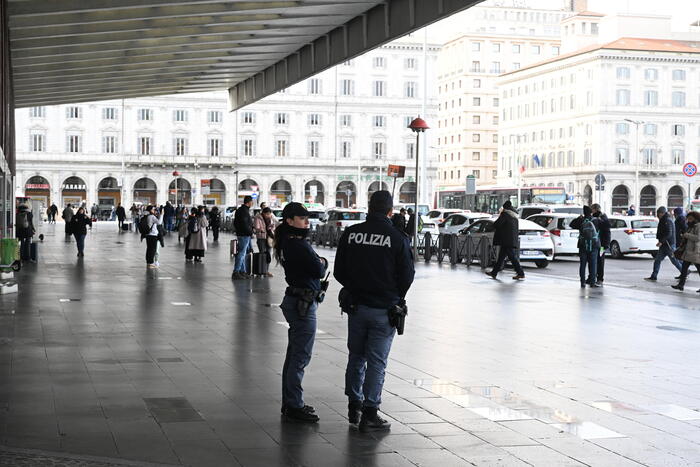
[436, 186, 567, 214]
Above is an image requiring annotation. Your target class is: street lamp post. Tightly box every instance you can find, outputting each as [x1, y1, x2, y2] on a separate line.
[624, 119, 643, 209]
[409, 116, 429, 261]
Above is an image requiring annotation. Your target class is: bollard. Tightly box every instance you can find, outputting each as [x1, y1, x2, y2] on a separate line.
[479, 237, 490, 269]
[423, 232, 432, 262]
[449, 234, 458, 265]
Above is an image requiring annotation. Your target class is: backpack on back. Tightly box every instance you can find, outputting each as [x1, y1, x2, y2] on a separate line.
[188, 217, 199, 234]
[16, 211, 30, 230]
[581, 218, 599, 251]
[138, 216, 151, 236]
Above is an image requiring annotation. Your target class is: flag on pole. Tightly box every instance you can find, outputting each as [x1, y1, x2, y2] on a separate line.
[533, 154, 541, 167]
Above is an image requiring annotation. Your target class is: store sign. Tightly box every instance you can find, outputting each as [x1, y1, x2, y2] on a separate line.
[387, 165, 406, 178]
[25, 183, 49, 189]
[309, 185, 318, 197]
[200, 179, 211, 195]
[63, 184, 86, 190]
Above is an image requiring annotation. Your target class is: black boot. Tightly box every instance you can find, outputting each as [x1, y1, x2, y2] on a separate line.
[284, 406, 319, 423]
[348, 400, 362, 424]
[359, 407, 391, 433]
[281, 404, 315, 415]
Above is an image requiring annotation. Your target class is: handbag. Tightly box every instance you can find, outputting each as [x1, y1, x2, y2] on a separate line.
[674, 239, 686, 260]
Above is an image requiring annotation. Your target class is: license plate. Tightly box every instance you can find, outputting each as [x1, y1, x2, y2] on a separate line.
[570, 232, 579, 238]
[521, 250, 539, 256]
[644, 233, 654, 238]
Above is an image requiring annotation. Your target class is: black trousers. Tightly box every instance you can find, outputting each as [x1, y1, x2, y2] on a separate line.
[257, 238, 271, 264]
[492, 246, 524, 276]
[212, 226, 219, 242]
[145, 236, 158, 264]
[678, 261, 700, 286]
[596, 251, 605, 282]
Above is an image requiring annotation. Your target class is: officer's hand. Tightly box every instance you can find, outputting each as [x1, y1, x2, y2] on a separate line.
[319, 256, 328, 269]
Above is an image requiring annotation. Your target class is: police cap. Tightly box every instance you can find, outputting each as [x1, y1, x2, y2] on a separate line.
[281, 202, 309, 219]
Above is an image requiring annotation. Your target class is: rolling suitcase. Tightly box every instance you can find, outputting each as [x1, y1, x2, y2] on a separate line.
[252, 252, 268, 276]
[230, 238, 238, 256]
[29, 242, 38, 262]
[121, 222, 130, 231]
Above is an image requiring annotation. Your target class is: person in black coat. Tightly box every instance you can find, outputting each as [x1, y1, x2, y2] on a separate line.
[591, 203, 611, 285]
[646, 206, 683, 281]
[391, 208, 407, 234]
[68, 207, 92, 257]
[209, 206, 221, 242]
[571, 206, 601, 288]
[487, 200, 524, 280]
[673, 207, 687, 248]
[115, 203, 127, 231]
[15, 204, 35, 261]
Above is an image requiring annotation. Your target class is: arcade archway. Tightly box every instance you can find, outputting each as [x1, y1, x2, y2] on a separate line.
[61, 176, 87, 207]
[133, 178, 157, 205]
[336, 181, 356, 208]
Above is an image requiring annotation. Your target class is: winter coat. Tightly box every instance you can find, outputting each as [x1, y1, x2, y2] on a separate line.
[209, 209, 221, 228]
[187, 216, 209, 251]
[253, 213, 268, 239]
[493, 209, 519, 248]
[675, 215, 688, 247]
[391, 213, 406, 233]
[233, 204, 253, 236]
[593, 212, 611, 248]
[69, 213, 92, 235]
[656, 213, 676, 248]
[681, 223, 700, 264]
[62, 207, 74, 223]
[116, 206, 126, 221]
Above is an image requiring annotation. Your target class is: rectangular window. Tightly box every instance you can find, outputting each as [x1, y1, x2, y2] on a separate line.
[644, 90, 658, 106]
[66, 106, 82, 119]
[491, 61, 501, 73]
[472, 134, 480, 142]
[340, 114, 352, 127]
[616, 67, 630, 79]
[531, 45, 541, 54]
[308, 140, 320, 158]
[551, 46, 560, 55]
[472, 42, 481, 51]
[242, 111, 255, 124]
[102, 135, 117, 154]
[138, 108, 153, 121]
[472, 151, 481, 161]
[471, 61, 480, 72]
[492, 134, 498, 143]
[512, 62, 520, 70]
[473, 97, 481, 106]
[308, 113, 321, 126]
[29, 106, 45, 118]
[644, 123, 657, 136]
[472, 170, 480, 178]
[644, 68, 658, 81]
[341, 140, 352, 158]
[473, 79, 481, 88]
[616, 89, 630, 106]
[207, 110, 222, 123]
[472, 115, 481, 124]
[373, 56, 386, 68]
[672, 91, 686, 107]
[405, 142, 414, 160]
[373, 141, 385, 159]
[672, 69, 686, 81]
[642, 148, 657, 165]
[308, 78, 322, 95]
[67, 134, 81, 153]
[275, 113, 288, 125]
[340, 79, 355, 96]
[138, 136, 152, 155]
[207, 138, 222, 157]
[174, 137, 188, 156]
[275, 139, 288, 157]
[616, 123, 629, 135]
[404, 58, 417, 69]
[102, 107, 117, 120]
[512, 44, 521, 53]
[373, 80, 386, 97]
[672, 124, 685, 136]
[404, 81, 417, 98]
[242, 138, 255, 157]
[404, 116, 413, 127]
[492, 152, 498, 161]
[616, 147, 628, 164]
[173, 110, 188, 122]
[672, 148, 685, 165]
[372, 115, 386, 128]
[30, 133, 45, 152]
[493, 97, 499, 107]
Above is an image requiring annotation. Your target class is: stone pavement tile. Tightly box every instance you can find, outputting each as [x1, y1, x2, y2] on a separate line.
[319, 431, 393, 456]
[283, 442, 356, 467]
[453, 418, 509, 432]
[379, 433, 442, 451]
[59, 432, 120, 459]
[591, 437, 690, 467]
[408, 422, 466, 437]
[113, 437, 180, 465]
[2, 434, 61, 452]
[400, 448, 472, 467]
[389, 411, 445, 425]
[351, 451, 419, 467]
[500, 420, 574, 440]
[217, 426, 280, 450]
[159, 421, 219, 441]
[171, 438, 241, 467]
[229, 447, 296, 467]
[258, 422, 333, 446]
[472, 428, 540, 447]
[539, 437, 644, 466]
[431, 433, 488, 450]
[503, 445, 588, 466]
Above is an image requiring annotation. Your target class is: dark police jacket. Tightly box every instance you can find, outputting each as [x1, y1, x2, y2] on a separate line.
[334, 213, 415, 309]
[657, 213, 676, 248]
[281, 234, 326, 291]
[233, 204, 253, 236]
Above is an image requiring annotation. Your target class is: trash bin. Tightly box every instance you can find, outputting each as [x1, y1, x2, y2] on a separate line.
[0, 238, 20, 271]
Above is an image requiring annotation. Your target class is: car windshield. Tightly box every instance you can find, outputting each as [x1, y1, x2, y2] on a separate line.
[632, 219, 658, 229]
[520, 208, 543, 218]
[338, 212, 365, 221]
[427, 211, 441, 218]
[307, 212, 323, 219]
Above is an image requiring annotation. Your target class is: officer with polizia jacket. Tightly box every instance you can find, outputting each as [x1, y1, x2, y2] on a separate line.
[274, 202, 329, 423]
[334, 191, 415, 432]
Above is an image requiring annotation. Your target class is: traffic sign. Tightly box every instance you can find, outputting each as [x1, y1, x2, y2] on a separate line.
[594, 173, 606, 185]
[683, 162, 697, 178]
[251, 192, 258, 199]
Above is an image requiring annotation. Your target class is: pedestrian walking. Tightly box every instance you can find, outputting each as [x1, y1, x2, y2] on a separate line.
[62, 204, 74, 239]
[570, 206, 601, 288]
[487, 200, 525, 280]
[163, 201, 175, 232]
[645, 206, 683, 282]
[68, 207, 92, 257]
[591, 203, 611, 285]
[673, 207, 687, 249]
[275, 203, 328, 423]
[49, 203, 58, 223]
[334, 191, 415, 432]
[253, 207, 274, 277]
[116, 203, 126, 231]
[671, 211, 700, 292]
[15, 204, 35, 261]
[391, 208, 407, 234]
[232, 196, 254, 279]
[139, 205, 160, 268]
[209, 206, 221, 242]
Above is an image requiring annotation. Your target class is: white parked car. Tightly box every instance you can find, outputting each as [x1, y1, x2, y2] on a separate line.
[607, 215, 659, 259]
[458, 217, 554, 268]
[518, 204, 583, 219]
[439, 212, 491, 235]
[423, 208, 467, 226]
[526, 213, 580, 258]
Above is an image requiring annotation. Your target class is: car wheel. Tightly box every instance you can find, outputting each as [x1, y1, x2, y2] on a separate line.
[610, 241, 624, 259]
[535, 260, 548, 269]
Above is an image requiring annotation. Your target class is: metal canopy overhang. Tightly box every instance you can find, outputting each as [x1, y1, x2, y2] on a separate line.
[8, 0, 482, 109]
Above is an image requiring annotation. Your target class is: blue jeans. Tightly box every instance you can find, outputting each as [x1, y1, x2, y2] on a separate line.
[74, 233, 85, 253]
[651, 243, 683, 279]
[280, 295, 317, 409]
[164, 216, 174, 232]
[345, 304, 396, 408]
[234, 235, 251, 273]
[579, 249, 597, 284]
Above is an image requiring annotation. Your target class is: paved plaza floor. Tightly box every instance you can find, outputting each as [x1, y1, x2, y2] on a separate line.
[1, 222, 699, 466]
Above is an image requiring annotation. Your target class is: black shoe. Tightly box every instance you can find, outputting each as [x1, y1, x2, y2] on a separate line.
[644, 277, 657, 282]
[348, 400, 362, 424]
[512, 274, 524, 280]
[359, 407, 391, 433]
[580, 282, 586, 288]
[675, 275, 682, 280]
[596, 280, 603, 286]
[485, 270, 497, 279]
[284, 406, 319, 423]
[671, 284, 684, 291]
[281, 404, 315, 415]
[588, 283, 599, 288]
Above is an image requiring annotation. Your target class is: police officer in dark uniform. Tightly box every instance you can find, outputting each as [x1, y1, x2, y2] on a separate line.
[275, 202, 328, 423]
[334, 191, 415, 432]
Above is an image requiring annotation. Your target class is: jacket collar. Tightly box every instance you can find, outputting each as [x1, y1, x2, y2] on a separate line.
[367, 212, 392, 224]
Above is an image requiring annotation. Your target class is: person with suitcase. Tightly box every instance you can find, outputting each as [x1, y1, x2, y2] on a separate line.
[253, 207, 274, 277]
[116, 203, 127, 232]
[15, 204, 35, 262]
